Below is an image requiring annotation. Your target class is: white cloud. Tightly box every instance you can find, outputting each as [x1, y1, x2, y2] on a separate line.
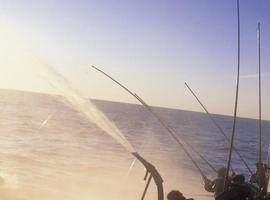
[240, 73, 270, 79]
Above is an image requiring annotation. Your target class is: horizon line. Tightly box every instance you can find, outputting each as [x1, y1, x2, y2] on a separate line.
[1, 86, 269, 123]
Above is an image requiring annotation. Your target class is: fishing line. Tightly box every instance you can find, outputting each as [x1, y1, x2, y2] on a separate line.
[134, 93, 217, 174]
[184, 82, 252, 175]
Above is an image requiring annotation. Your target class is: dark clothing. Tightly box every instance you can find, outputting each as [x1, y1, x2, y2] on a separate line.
[215, 182, 254, 200]
[204, 177, 225, 198]
[251, 172, 267, 195]
[167, 190, 194, 200]
[230, 182, 253, 200]
[251, 163, 268, 196]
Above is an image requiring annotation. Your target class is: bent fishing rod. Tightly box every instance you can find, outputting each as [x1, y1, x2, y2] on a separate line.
[184, 82, 252, 175]
[134, 93, 217, 175]
[90, 65, 216, 178]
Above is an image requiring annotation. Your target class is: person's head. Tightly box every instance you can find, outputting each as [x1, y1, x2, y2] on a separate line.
[167, 190, 185, 200]
[217, 167, 227, 178]
[232, 174, 245, 183]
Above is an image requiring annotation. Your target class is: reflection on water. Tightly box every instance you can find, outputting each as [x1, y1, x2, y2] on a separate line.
[0, 89, 270, 200]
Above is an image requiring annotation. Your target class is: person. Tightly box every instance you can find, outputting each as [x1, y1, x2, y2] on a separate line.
[250, 163, 268, 196]
[167, 190, 194, 200]
[217, 174, 255, 200]
[204, 167, 227, 197]
[216, 174, 254, 200]
[231, 174, 254, 200]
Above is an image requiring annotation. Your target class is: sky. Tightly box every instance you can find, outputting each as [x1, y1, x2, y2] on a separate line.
[0, 0, 270, 120]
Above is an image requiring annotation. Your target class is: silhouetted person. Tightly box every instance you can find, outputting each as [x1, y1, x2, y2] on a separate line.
[216, 174, 254, 200]
[250, 163, 267, 196]
[231, 175, 253, 200]
[167, 190, 194, 200]
[204, 167, 227, 197]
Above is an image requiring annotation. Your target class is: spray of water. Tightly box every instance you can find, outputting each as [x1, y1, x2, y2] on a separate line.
[0, 20, 146, 200]
[0, 19, 135, 154]
[38, 65, 135, 153]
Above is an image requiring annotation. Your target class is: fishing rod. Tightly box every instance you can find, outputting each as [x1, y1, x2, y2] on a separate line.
[134, 93, 217, 174]
[224, 0, 241, 191]
[257, 22, 262, 164]
[256, 22, 267, 194]
[90, 65, 216, 177]
[134, 96, 209, 178]
[184, 82, 252, 175]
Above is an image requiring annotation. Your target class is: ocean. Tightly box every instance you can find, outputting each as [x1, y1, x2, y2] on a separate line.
[0, 88, 270, 200]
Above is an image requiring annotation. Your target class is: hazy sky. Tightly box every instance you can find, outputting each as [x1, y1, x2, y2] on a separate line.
[0, 0, 270, 120]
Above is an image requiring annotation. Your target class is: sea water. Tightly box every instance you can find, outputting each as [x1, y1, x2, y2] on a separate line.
[0, 89, 270, 200]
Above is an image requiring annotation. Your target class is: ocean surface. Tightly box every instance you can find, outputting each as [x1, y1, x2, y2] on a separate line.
[0, 88, 270, 200]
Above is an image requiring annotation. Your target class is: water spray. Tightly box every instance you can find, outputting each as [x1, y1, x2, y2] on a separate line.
[39, 65, 164, 200]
